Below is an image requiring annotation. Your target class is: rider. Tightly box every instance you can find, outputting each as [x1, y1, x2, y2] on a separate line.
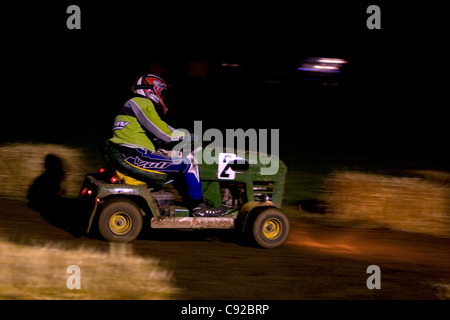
[108, 74, 226, 217]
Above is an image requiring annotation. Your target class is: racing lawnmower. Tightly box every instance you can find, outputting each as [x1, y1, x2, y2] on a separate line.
[78, 143, 289, 248]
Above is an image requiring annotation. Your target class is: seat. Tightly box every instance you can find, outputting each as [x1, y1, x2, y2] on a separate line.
[101, 141, 171, 189]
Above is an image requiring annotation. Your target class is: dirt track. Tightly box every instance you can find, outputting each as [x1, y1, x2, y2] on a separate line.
[1, 197, 449, 299]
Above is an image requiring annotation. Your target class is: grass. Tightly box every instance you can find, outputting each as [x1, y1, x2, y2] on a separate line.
[280, 147, 450, 238]
[0, 142, 178, 299]
[0, 143, 100, 200]
[0, 240, 177, 300]
[320, 171, 450, 237]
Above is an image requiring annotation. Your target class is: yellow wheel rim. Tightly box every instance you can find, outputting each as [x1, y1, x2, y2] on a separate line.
[109, 211, 132, 235]
[262, 218, 282, 239]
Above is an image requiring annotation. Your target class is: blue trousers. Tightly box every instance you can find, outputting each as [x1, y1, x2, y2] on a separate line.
[119, 147, 203, 201]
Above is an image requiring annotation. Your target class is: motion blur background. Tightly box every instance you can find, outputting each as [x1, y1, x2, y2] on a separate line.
[1, 1, 448, 300]
[2, 1, 447, 166]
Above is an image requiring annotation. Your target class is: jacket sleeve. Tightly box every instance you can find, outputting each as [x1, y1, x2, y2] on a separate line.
[127, 98, 185, 143]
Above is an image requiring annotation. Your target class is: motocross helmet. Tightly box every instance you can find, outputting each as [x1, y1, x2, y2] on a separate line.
[132, 74, 169, 114]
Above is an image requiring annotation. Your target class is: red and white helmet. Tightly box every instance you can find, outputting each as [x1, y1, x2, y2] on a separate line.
[132, 74, 169, 114]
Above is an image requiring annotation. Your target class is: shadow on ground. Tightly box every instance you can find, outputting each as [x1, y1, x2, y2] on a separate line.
[27, 154, 81, 238]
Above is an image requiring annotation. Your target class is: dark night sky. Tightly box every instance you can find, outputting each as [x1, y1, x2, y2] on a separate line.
[3, 2, 446, 160]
